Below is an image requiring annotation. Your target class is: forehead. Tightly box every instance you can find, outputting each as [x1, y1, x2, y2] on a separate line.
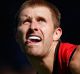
[20, 6, 52, 19]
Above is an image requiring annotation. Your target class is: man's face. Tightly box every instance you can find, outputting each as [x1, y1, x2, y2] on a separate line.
[17, 6, 55, 57]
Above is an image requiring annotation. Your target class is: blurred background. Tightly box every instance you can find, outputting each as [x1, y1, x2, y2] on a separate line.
[0, 0, 80, 73]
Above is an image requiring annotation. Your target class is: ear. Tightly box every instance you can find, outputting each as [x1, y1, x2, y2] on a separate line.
[53, 27, 62, 41]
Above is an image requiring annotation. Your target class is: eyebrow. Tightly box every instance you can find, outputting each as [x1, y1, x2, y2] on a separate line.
[36, 16, 46, 22]
[23, 15, 32, 19]
[20, 14, 47, 22]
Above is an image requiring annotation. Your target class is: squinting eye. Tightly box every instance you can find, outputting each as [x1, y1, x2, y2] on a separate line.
[23, 19, 32, 24]
[37, 17, 46, 23]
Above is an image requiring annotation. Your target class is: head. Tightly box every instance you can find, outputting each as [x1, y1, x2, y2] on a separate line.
[16, 0, 62, 58]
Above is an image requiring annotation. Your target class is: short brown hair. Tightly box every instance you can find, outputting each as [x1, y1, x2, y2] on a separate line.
[16, 0, 61, 28]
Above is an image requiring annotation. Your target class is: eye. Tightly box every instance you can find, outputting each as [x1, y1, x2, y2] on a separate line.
[23, 19, 32, 24]
[37, 17, 46, 23]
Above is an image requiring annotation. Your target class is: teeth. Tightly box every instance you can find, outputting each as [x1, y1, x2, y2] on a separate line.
[28, 36, 40, 40]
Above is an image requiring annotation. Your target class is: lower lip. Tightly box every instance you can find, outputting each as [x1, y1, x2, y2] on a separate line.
[25, 40, 41, 45]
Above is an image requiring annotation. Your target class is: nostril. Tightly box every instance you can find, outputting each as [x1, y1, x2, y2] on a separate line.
[26, 28, 38, 36]
[30, 24, 38, 31]
[34, 28, 38, 31]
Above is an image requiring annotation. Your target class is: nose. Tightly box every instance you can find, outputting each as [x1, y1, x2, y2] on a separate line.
[30, 20, 38, 31]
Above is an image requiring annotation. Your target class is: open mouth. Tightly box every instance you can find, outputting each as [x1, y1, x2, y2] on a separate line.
[25, 35, 42, 44]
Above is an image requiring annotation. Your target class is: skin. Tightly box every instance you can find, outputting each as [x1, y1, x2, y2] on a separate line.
[69, 45, 80, 74]
[17, 5, 80, 74]
[17, 6, 62, 74]
[18, 6, 54, 56]
[17, 6, 62, 57]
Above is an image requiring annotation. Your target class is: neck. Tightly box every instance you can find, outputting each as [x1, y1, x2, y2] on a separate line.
[27, 41, 58, 74]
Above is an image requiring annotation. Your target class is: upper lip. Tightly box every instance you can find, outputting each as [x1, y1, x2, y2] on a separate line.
[26, 34, 42, 41]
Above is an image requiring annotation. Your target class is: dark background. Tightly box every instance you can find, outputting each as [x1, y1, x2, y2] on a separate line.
[0, 0, 80, 70]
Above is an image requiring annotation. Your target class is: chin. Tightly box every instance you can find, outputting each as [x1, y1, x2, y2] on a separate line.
[26, 49, 44, 57]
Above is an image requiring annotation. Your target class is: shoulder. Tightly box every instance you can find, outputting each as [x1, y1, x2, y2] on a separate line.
[60, 42, 77, 49]
[58, 42, 77, 66]
[69, 45, 80, 74]
[69, 45, 80, 64]
[59, 42, 77, 53]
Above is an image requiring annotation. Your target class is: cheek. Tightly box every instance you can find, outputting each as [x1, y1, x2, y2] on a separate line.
[43, 26, 54, 47]
[18, 25, 29, 37]
[18, 25, 28, 33]
[45, 35, 53, 45]
[17, 26, 27, 42]
[43, 26, 54, 39]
